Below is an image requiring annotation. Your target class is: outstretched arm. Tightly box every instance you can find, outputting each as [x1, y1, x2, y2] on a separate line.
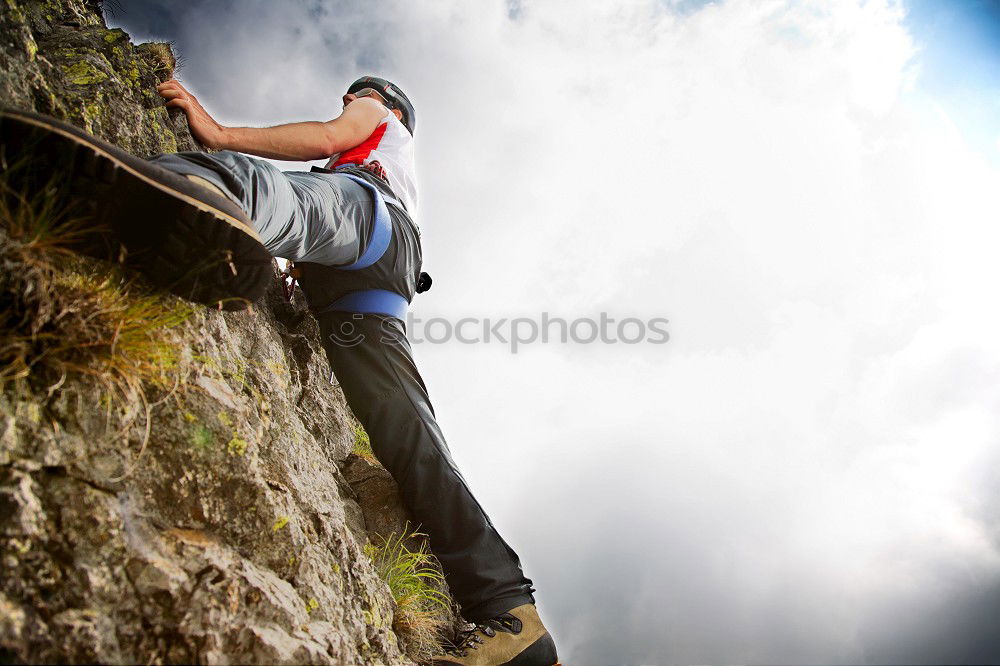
[156, 79, 386, 161]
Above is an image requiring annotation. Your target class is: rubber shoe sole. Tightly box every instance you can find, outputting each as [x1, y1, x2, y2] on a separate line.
[0, 108, 272, 311]
[504, 632, 560, 666]
[429, 632, 560, 666]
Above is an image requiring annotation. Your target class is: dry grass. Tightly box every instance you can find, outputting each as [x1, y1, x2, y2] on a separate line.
[0, 174, 196, 455]
[364, 525, 452, 662]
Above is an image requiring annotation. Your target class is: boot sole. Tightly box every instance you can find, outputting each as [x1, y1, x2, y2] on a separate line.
[502, 631, 560, 666]
[430, 631, 560, 666]
[0, 108, 272, 311]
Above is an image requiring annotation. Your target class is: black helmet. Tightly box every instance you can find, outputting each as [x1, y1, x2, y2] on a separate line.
[347, 75, 416, 136]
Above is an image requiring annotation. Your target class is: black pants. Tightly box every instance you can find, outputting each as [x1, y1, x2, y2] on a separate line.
[318, 312, 535, 620]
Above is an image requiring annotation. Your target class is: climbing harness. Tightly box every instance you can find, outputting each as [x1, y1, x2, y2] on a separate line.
[281, 169, 430, 320]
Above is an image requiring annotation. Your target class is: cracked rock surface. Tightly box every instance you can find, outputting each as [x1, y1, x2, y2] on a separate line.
[0, 285, 415, 664]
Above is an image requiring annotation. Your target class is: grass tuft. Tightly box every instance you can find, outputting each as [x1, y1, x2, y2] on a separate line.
[1, 173, 194, 381]
[351, 419, 378, 464]
[364, 524, 451, 662]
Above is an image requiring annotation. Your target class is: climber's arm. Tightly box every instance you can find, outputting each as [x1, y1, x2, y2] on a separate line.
[156, 79, 384, 161]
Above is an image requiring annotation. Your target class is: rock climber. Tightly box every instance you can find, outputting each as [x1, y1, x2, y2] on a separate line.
[0, 75, 558, 665]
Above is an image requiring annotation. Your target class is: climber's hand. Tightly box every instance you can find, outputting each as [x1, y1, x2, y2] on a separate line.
[156, 79, 228, 149]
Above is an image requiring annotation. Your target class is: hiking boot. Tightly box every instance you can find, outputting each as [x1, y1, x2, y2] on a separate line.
[0, 107, 271, 310]
[430, 603, 560, 666]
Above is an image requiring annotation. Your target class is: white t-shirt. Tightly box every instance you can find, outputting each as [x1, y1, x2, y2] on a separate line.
[325, 110, 419, 221]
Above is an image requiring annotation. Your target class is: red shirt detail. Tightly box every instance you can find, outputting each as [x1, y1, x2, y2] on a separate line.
[333, 122, 388, 167]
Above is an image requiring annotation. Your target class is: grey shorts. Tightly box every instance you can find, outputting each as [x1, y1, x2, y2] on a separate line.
[149, 150, 373, 266]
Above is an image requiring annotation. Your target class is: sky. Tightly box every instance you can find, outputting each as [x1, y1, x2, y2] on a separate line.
[106, 1, 1000, 663]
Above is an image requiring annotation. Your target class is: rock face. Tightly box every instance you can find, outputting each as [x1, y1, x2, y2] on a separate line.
[0, 0, 196, 156]
[0, 1, 458, 663]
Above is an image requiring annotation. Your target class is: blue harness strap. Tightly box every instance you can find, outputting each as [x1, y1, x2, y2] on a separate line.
[324, 288, 409, 320]
[337, 173, 393, 271]
[317, 172, 409, 320]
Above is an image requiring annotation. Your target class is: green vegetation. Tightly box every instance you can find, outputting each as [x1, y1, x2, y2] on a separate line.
[62, 60, 108, 86]
[226, 437, 248, 457]
[352, 419, 378, 464]
[0, 175, 195, 396]
[189, 423, 214, 449]
[364, 525, 450, 661]
[0, 172, 195, 474]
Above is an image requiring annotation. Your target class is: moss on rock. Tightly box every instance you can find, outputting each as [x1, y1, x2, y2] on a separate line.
[62, 59, 107, 85]
[103, 28, 125, 43]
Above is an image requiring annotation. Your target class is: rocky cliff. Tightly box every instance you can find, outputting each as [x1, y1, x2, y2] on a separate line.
[0, 1, 459, 663]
